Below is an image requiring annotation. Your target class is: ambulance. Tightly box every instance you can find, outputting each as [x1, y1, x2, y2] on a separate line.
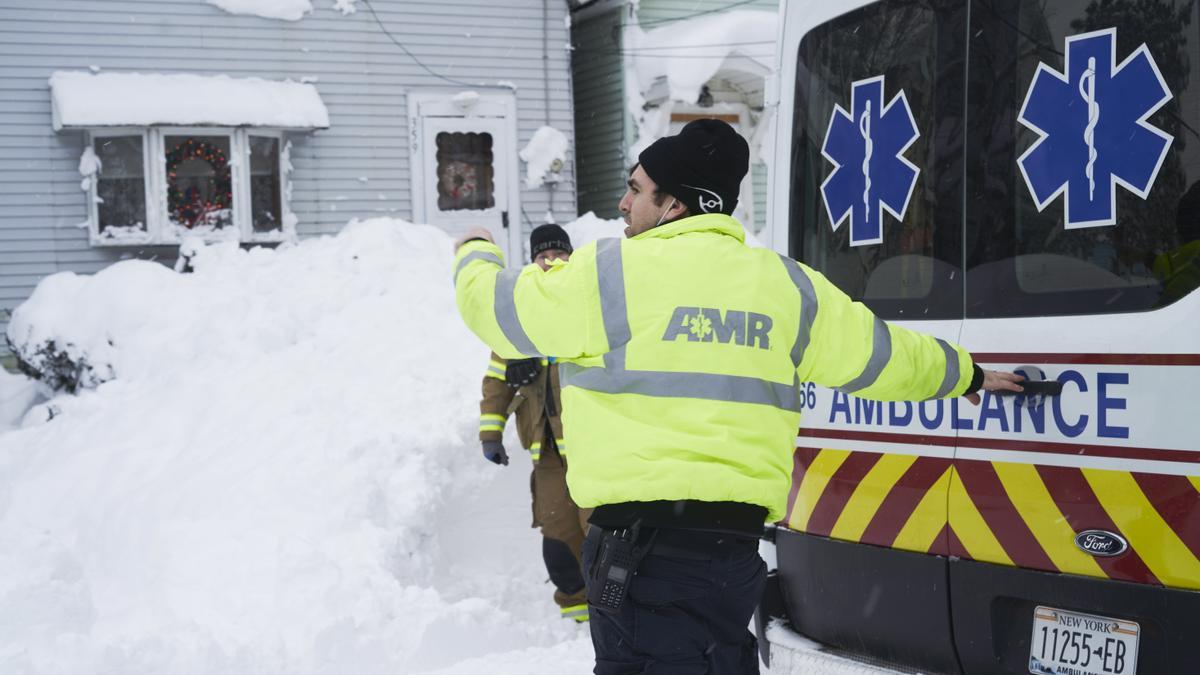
[757, 1, 1200, 673]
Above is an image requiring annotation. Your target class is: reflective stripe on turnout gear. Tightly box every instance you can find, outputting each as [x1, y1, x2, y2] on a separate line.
[560, 603, 589, 622]
[479, 413, 505, 433]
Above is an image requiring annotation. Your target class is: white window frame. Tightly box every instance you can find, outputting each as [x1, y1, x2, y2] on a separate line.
[84, 127, 295, 247]
[85, 128, 155, 246]
[243, 130, 292, 244]
[156, 126, 241, 245]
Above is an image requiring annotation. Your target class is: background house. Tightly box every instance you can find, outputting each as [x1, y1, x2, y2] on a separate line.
[0, 0, 577, 356]
[569, 0, 777, 231]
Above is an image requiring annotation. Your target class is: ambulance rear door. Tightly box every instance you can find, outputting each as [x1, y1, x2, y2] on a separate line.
[768, 1, 970, 672]
[950, 2, 1200, 673]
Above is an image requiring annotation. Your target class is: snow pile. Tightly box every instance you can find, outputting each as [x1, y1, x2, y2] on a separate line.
[0, 369, 41, 432]
[206, 0, 312, 21]
[50, 72, 330, 130]
[624, 10, 776, 158]
[627, 10, 776, 105]
[519, 126, 570, 189]
[450, 90, 481, 110]
[77, 146, 101, 192]
[562, 212, 626, 247]
[0, 219, 591, 673]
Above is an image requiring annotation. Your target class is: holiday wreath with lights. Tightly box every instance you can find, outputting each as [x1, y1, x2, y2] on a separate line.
[166, 139, 232, 229]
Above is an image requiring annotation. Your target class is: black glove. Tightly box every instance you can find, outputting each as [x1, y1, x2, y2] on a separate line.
[505, 358, 541, 388]
[482, 440, 509, 466]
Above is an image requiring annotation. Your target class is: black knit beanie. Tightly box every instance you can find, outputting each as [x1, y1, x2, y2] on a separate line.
[529, 223, 573, 258]
[637, 119, 750, 216]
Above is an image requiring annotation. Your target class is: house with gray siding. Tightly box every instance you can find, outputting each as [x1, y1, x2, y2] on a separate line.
[0, 0, 577, 355]
[569, 0, 777, 231]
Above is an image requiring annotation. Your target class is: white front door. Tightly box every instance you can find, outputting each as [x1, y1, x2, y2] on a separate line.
[410, 92, 519, 263]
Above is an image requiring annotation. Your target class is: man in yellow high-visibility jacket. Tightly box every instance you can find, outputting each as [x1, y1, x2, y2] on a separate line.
[452, 120, 1021, 674]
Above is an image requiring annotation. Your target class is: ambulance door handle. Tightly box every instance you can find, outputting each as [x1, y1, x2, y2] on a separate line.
[995, 380, 1063, 397]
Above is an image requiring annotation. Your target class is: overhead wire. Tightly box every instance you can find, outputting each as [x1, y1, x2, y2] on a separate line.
[599, 40, 775, 50]
[570, 47, 774, 60]
[634, 0, 768, 28]
[359, 0, 513, 89]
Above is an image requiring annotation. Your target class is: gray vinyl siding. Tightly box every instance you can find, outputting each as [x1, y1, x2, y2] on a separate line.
[0, 0, 576, 355]
[571, 4, 627, 220]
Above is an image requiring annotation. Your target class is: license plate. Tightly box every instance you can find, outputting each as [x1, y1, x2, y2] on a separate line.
[1029, 606, 1140, 675]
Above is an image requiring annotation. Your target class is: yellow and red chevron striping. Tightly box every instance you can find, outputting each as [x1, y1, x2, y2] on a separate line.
[784, 447, 822, 523]
[805, 451, 883, 537]
[782, 447, 1200, 590]
[1131, 473, 1200, 561]
[858, 456, 950, 550]
[1035, 465, 1160, 585]
[952, 460, 1054, 569]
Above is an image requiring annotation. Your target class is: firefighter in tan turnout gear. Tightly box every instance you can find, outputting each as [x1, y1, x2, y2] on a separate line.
[477, 224, 590, 623]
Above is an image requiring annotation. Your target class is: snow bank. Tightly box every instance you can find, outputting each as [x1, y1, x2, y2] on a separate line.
[627, 10, 776, 105]
[0, 219, 590, 673]
[562, 212, 626, 247]
[624, 9, 776, 159]
[519, 126, 570, 189]
[207, 0, 312, 21]
[0, 369, 41, 433]
[49, 72, 329, 130]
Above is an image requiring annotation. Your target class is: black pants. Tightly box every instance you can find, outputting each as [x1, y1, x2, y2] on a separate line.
[582, 526, 766, 674]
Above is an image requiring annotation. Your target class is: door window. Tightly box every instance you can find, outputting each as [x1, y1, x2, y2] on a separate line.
[435, 131, 496, 212]
[966, 0, 1200, 317]
[789, 0, 967, 319]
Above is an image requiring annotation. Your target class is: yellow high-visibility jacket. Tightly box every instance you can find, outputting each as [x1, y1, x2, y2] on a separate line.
[454, 214, 974, 522]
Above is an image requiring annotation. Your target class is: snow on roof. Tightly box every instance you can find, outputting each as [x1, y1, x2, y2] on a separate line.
[49, 71, 331, 131]
[207, 0, 313, 21]
[628, 10, 777, 104]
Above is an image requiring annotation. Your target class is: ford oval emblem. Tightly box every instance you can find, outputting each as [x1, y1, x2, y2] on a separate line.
[1074, 530, 1128, 557]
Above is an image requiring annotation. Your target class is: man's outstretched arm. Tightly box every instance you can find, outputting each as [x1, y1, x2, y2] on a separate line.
[453, 230, 609, 361]
[790, 259, 1022, 402]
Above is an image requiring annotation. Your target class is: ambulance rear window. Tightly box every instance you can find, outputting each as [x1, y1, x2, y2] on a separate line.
[789, 0, 966, 320]
[791, 0, 1200, 319]
[965, 0, 1200, 317]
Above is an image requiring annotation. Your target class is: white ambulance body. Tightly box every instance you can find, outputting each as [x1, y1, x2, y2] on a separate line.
[759, 1, 1200, 673]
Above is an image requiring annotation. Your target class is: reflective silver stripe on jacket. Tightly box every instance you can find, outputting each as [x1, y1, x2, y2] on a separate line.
[928, 339, 962, 399]
[595, 238, 630, 370]
[494, 268, 543, 357]
[778, 254, 818, 369]
[563, 239, 802, 412]
[453, 250, 503, 285]
[560, 362, 803, 412]
[836, 318, 892, 393]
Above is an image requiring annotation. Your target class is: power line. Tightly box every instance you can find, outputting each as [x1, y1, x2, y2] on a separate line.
[359, 0, 512, 89]
[605, 40, 775, 50]
[571, 46, 774, 60]
[635, 0, 769, 29]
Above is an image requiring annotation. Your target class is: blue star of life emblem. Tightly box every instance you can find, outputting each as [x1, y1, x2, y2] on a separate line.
[1018, 28, 1174, 228]
[821, 76, 920, 247]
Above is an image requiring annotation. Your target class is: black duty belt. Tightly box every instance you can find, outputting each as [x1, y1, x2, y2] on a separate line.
[589, 525, 758, 561]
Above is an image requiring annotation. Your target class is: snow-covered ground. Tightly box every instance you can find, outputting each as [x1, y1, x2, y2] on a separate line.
[0, 213, 897, 674]
[0, 216, 610, 674]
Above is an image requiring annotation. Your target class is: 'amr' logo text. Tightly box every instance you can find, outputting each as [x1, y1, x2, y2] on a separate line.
[661, 307, 772, 349]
